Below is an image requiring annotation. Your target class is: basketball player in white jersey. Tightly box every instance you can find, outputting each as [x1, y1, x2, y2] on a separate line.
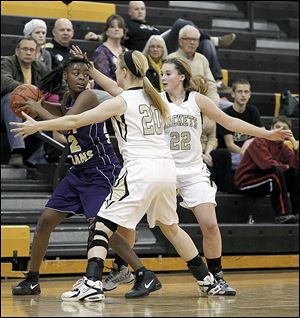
[65, 48, 292, 297]
[10, 50, 227, 301]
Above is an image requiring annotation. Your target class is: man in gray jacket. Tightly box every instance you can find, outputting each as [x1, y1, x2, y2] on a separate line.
[1, 36, 65, 169]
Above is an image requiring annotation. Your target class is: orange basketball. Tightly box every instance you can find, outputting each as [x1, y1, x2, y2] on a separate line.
[9, 84, 43, 118]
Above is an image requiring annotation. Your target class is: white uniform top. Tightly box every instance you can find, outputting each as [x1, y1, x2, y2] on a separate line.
[162, 91, 203, 166]
[98, 88, 178, 229]
[161, 91, 217, 208]
[111, 88, 173, 164]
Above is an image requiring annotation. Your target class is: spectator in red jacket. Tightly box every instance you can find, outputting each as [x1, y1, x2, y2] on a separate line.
[235, 116, 299, 224]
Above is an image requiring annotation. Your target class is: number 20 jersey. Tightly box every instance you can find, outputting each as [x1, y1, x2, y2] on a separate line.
[112, 88, 172, 163]
[162, 91, 204, 166]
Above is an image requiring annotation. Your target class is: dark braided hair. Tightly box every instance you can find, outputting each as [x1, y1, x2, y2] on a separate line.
[38, 56, 91, 93]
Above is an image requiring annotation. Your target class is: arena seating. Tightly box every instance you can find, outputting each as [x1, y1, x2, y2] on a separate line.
[1, 1, 299, 274]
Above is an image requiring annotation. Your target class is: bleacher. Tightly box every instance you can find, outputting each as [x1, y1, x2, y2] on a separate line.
[1, 1, 299, 276]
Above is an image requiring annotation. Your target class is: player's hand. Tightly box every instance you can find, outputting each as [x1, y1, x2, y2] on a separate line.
[70, 45, 88, 60]
[266, 127, 292, 141]
[9, 112, 39, 138]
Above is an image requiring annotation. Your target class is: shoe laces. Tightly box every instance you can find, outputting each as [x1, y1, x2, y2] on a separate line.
[72, 277, 86, 290]
[105, 267, 120, 282]
[214, 272, 229, 288]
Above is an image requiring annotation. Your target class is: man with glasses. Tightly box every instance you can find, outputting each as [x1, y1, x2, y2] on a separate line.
[1, 37, 58, 171]
[168, 25, 220, 107]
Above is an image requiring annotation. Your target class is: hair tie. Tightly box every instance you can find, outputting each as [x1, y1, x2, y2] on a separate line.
[124, 50, 142, 77]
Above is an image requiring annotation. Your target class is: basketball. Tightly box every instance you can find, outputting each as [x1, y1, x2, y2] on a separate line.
[9, 84, 43, 118]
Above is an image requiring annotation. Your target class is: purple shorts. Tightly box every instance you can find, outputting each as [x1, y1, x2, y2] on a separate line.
[46, 163, 121, 219]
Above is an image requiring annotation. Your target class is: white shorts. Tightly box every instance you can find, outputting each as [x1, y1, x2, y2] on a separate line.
[98, 158, 178, 229]
[176, 162, 217, 209]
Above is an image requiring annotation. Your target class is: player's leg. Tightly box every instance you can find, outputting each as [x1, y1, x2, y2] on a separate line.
[157, 222, 221, 296]
[192, 203, 236, 295]
[103, 227, 135, 291]
[12, 208, 69, 295]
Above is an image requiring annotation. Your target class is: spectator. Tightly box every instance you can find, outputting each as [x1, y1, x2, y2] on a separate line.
[235, 116, 298, 224]
[194, 75, 234, 193]
[142, 35, 168, 92]
[84, 1, 235, 84]
[217, 79, 262, 170]
[168, 25, 220, 107]
[1, 37, 49, 170]
[23, 19, 60, 104]
[45, 18, 74, 69]
[93, 14, 127, 89]
[23, 19, 52, 69]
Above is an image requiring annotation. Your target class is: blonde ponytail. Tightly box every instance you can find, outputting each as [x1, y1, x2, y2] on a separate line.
[120, 50, 169, 121]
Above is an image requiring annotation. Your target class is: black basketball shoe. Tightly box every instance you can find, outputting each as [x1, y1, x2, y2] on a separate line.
[12, 276, 41, 295]
[125, 270, 162, 298]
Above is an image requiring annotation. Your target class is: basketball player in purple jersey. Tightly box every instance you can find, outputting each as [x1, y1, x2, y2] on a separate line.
[11, 56, 130, 295]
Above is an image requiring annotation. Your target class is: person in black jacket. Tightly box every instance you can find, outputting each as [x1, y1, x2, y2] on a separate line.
[44, 18, 74, 70]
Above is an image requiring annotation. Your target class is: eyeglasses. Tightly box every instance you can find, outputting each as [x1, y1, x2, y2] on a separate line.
[19, 47, 36, 53]
[149, 45, 163, 50]
[180, 37, 199, 42]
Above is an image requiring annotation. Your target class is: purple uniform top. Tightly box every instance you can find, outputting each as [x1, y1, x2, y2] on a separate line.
[65, 97, 120, 169]
[45, 93, 121, 219]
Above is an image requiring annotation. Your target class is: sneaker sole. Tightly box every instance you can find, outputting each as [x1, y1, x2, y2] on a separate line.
[12, 288, 41, 295]
[217, 289, 236, 296]
[125, 282, 162, 299]
[61, 293, 105, 302]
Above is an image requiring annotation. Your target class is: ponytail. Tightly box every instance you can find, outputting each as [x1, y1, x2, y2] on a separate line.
[120, 50, 169, 121]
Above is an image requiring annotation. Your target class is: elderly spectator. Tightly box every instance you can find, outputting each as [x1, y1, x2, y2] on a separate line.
[84, 1, 235, 85]
[142, 35, 168, 92]
[168, 25, 220, 107]
[45, 18, 74, 69]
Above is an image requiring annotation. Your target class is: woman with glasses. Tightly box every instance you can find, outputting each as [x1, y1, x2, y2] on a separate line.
[142, 35, 168, 92]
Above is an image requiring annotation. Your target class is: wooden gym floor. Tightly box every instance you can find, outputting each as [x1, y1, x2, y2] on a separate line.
[1, 269, 299, 317]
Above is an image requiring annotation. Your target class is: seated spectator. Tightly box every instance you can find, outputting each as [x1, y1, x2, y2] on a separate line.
[23, 19, 52, 69]
[194, 75, 234, 192]
[44, 18, 74, 69]
[93, 14, 127, 89]
[84, 1, 234, 85]
[142, 35, 168, 92]
[23, 19, 60, 103]
[1, 37, 49, 171]
[217, 79, 262, 170]
[168, 25, 220, 107]
[235, 116, 298, 224]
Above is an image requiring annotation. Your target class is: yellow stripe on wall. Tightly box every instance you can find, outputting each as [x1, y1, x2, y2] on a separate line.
[1, 1, 115, 22]
[67, 1, 115, 23]
[274, 93, 281, 116]
[222, 69, 228, 87]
